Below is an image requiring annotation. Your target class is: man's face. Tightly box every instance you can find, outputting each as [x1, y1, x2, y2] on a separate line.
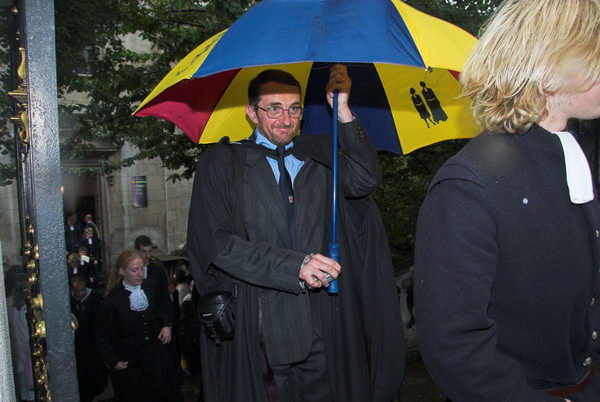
[246, 81, 302, 146]
[71, 281, 86, 301]
[85, 214, 92, 223]
[138, 245, 152, 266]
[67, 216, 76, 226]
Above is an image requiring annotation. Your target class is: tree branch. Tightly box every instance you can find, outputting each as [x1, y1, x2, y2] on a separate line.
[159, 19, 205, 28]
[168, 9, 207, 14]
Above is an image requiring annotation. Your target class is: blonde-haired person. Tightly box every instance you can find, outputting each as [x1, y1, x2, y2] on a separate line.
[94, 250, 183, 402]
[415, 0, 600, 401]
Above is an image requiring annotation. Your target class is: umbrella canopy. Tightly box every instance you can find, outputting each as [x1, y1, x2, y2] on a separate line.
[134, 0, 480, 154]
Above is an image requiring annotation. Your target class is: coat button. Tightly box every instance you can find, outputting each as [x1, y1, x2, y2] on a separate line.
[592, 297, 596, 306]
[595, 229, 600, 238]
[584, 357, 592, 367]
[593, 331, 598, 341]
[145, 336, 149, 341]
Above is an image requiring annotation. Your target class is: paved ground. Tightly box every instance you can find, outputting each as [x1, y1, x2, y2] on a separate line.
[400, 354, 446, 401]
[97, 361, 444, 402]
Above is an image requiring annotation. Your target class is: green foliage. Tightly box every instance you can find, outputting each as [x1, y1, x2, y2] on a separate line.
[0, 10, 16, 185]
[406, 0, 501, 36]
[53, 0, 256, 180]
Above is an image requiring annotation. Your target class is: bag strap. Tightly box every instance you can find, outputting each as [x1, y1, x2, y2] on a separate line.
[229, 141, 247, 241]
[223, 137, 248, 298]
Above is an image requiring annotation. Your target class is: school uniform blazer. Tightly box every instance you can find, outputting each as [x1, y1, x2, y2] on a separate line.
[415, 124, 600, 401]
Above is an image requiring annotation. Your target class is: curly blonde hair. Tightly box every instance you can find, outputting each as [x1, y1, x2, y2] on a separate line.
[460, 0, 600, 133]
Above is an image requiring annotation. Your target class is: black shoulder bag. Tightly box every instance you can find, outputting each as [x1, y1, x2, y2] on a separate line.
[197, 139, 247, 344]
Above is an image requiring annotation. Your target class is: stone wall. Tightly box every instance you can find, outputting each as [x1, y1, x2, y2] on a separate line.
[0, 181, 21, 268]
[102, 143, 193, 266]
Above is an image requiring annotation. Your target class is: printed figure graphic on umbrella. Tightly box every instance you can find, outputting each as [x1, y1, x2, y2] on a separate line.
[410, 81, 448, 128]
[420, 81, 448, 123]
[410, 87, 436, 128]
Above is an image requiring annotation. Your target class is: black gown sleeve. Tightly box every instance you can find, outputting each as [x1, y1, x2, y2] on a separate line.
[94, 297, 119, 370]
[338, 119, 381, 198]
[152, 262, 173, 327]
[414, 163, 561, 401]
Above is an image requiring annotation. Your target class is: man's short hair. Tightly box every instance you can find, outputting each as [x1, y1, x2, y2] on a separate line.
[134, 235, 152, 250]
[175, 266, 188, 284]
[70, 275, 87, 288]
[248, 69, 302, 105]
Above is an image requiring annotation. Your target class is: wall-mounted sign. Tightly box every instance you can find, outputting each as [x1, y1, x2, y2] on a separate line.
[131, 176, 148, 208]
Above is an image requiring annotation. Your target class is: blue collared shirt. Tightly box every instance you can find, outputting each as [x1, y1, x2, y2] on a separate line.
[254, 129, 304, 186]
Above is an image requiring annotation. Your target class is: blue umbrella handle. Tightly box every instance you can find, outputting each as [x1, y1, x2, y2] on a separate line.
[328, 91, 339, 295]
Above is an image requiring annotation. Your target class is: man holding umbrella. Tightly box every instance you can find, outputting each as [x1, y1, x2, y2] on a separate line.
[187, 65, 404, 401]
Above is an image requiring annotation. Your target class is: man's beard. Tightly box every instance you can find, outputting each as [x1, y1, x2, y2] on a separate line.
[269, 126, 298, 146]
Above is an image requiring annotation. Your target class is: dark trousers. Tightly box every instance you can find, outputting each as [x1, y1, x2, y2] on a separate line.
[270, 293, 331, 402]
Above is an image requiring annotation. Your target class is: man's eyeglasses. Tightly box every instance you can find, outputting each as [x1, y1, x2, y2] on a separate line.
[254, 104, 303, 119]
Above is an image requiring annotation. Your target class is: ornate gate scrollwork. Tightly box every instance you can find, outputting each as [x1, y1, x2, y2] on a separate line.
[8, 10, 52, 400]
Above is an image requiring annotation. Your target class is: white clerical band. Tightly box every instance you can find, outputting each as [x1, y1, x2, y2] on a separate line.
[554, 131, 595, 205]
[123, 282, 149, 312]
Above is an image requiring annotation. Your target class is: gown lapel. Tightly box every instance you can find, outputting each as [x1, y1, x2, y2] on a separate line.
[245, 148, 293, 248]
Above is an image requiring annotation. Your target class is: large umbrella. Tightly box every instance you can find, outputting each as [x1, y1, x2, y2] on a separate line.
[134, 0, 478, 153]
[134, 0, 479, 292]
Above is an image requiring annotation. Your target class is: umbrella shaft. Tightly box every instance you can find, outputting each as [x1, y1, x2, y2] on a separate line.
[329, 91, 339, 295]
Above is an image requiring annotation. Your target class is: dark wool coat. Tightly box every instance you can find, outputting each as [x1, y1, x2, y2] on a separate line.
[415, 124, 600, 401]
[187, 119, 405, 402]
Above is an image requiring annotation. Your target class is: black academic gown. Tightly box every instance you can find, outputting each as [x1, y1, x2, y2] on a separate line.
[146, 260, 173, 325]
[83, 238, 102, 273]
[187, 120, 405, 402]
[95, 280, 182, 402]
[71, 290, 107, 402]
[65, 224, 83, 254]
